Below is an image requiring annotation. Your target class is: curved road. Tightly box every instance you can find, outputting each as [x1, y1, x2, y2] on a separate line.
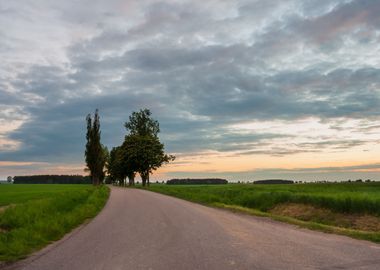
[5, 186, 380, 270]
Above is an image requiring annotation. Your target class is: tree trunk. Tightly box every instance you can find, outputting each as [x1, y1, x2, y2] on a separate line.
[128, 173, 135, 186]
[93, 176, 99, 186]
[141, 171, 148, 186]
[147, 174, 150, 187]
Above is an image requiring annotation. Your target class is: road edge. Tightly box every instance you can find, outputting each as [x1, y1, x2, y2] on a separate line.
[0, 186, 112, 270]
[136, 186, 380, 244]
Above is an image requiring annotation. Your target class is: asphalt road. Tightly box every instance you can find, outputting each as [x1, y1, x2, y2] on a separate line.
[4, 186, 380, 270]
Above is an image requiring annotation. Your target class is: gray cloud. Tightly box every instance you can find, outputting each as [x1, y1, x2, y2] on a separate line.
[1, 0, 380, 179]
[295, 0, 380, 44]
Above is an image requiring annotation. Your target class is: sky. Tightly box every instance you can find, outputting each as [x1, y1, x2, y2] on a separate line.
[0, 0, 380, 182]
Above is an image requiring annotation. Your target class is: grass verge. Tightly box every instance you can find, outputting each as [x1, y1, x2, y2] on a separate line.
[0, 185, 109, 262]
[214, 203, 380, 243]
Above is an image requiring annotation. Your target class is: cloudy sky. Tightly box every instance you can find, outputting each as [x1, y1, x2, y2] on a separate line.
[1, 0, 380, 181]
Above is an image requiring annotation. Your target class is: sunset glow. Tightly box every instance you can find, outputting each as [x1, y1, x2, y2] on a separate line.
[0, 0, 379, 181]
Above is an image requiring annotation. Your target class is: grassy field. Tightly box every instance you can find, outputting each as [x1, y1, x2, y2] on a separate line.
[145, 182, 380, 242]
[0, 184, 109, 262]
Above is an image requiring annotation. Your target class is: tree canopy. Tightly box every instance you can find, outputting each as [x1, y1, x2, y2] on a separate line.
[107, 109, 174, 186]
[124, 108, 160, 137]
[121, 134, 174, 186]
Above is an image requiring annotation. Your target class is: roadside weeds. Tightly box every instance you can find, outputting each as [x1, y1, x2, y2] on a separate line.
[212, 203, 380, 243]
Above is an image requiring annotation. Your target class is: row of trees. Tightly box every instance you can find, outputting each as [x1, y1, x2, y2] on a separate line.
[13, 175, 91, 184]
[167, 178, 228, 185]
[85, 109, 174, 186]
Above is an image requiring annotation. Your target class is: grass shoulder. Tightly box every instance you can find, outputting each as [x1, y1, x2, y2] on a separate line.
[139, 183, 380, 243]
[0, 184, 109, 262]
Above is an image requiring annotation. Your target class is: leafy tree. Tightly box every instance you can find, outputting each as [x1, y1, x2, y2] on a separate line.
[124, 109, 160, 137]
[107, 146, 135, 186]
[122, 134, 174, 186]
[123, 109, 174, 186]
[100, 145, 109, 183]
[107, 109, 174, 187]
[106, 147, 120, 184]
[85, 109, 107, 185]
[117, 143, 137, 186]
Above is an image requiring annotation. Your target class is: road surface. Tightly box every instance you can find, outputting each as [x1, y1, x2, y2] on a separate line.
[4, 186, 380, 270]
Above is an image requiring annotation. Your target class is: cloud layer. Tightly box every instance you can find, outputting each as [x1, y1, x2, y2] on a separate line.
[0, 0, 380, 180]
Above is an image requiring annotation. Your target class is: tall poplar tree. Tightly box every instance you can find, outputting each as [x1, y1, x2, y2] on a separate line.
[85, 109, 106, 185]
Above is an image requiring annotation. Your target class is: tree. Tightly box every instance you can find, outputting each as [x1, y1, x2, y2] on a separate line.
[110, 147, 125, 185]
[106, 146, 136, 186]
[85, 109, 107, 185]
[124, 109, 160, 137]
[106, 147, 120, 184]
[122, 109, 174, 186]
[100, 146, 109, 183]
[117, 143, 137, 186]
[122, 134, 174, 186]
[107, 109, 174, 187]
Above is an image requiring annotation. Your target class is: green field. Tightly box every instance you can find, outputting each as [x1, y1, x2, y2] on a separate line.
[0, 184, 109, 262]
[145, 182, 380, 242]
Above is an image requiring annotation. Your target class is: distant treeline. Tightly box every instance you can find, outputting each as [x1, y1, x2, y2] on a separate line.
[13, 175, 91, 184]
[254, 179, 294, 184]
[167, 178, 228, 185]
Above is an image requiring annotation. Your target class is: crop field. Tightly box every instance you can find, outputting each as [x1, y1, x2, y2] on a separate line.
[146, 182, 380, 242]
[0, 184, 109, 262]
[0, 184, 94, 206]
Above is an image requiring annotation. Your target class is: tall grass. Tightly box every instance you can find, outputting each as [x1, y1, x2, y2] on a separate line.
[0, 185, 109, 262]
[0, 184, 94, 206]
